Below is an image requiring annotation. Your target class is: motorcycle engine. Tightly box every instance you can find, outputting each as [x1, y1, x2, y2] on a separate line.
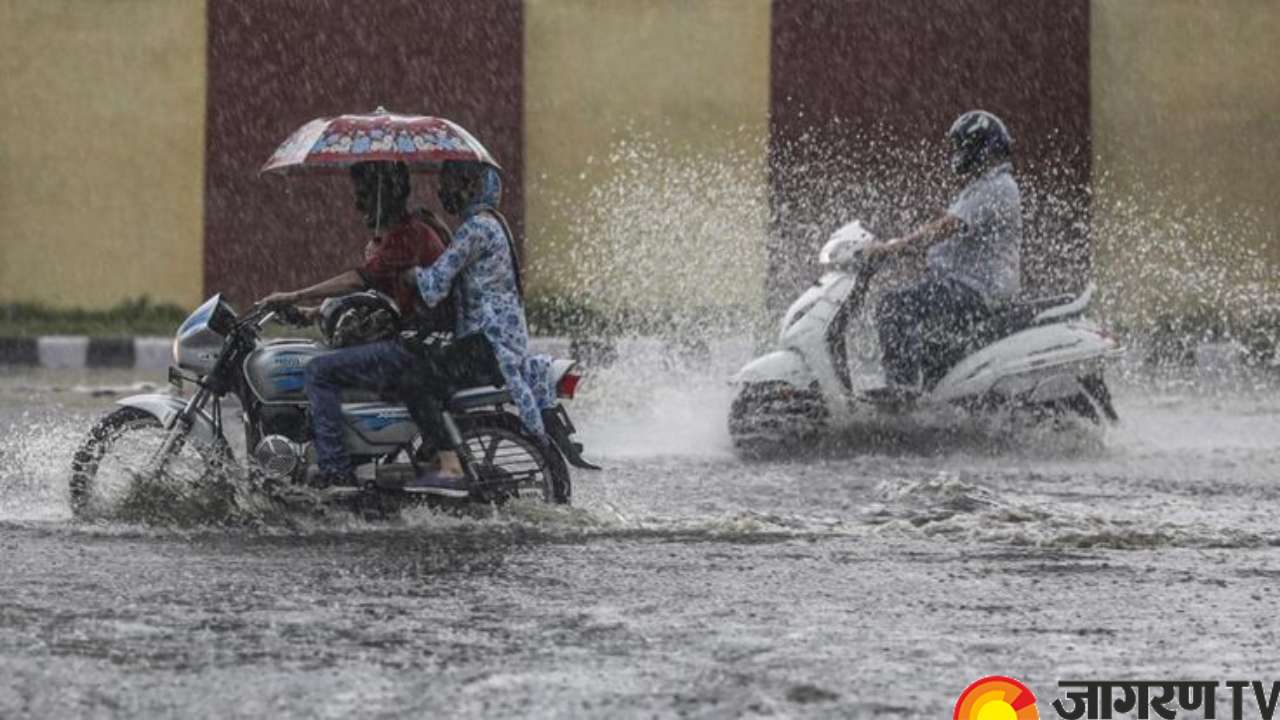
[253, 435, 306, 480]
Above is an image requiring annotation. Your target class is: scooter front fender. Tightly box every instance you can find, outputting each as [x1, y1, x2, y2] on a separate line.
[731, 349, 814, 387]
[116, 393, 222, 447]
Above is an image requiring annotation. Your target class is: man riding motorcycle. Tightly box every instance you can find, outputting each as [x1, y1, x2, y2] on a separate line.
[399, 160, 555, 495]
[865, 109, 1024, 396]
[258, 160, 451, 493]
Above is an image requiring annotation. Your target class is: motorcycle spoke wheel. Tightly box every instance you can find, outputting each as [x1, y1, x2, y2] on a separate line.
[70, 407, 225, 521]
[460, 423, 557, 503]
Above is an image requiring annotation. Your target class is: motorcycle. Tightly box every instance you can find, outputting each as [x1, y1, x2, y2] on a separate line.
[70, 294, 598, 518]
[729, 220, 1123, 456]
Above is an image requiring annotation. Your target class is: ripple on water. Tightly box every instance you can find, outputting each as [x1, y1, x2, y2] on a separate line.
[862, 471, 1279, 551]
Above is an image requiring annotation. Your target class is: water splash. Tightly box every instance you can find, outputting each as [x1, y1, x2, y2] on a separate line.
[528, 130, 770, 342]
[0, 412, 81, 522]
[528, 124, 1277, 373]
[1091, 167, 1279, 367]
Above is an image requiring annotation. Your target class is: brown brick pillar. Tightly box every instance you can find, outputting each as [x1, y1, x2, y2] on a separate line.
[204, 0, 524, 307]
[769, 0, 1091, 311]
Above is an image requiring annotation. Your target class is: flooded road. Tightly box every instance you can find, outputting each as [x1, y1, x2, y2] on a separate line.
[2, 361, 1279, 718]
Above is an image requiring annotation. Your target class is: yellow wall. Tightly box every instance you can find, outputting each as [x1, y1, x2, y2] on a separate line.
[1091, 0, 1280, 322]
[7, 0, 1277, 326]
[523, 0, 771, 313]
[0, 0, 206, 309]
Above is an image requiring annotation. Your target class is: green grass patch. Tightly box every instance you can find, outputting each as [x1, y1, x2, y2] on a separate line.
[0, 297, 189, 337]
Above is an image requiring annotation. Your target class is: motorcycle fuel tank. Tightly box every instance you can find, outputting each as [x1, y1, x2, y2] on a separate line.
[244, 341, 415, 453]
[243, 341, 328, 404]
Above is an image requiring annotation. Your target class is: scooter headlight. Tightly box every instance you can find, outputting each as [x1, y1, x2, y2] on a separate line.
[820, 220, 874, 267]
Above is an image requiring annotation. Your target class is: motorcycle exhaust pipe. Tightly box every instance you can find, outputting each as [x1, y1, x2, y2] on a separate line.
[373, 464, 414, 490]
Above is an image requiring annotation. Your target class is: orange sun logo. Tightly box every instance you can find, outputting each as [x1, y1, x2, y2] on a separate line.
[954, 676, 1040, 720]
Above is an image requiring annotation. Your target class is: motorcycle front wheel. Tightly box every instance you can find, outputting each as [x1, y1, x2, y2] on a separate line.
[70, 406, 232, 521]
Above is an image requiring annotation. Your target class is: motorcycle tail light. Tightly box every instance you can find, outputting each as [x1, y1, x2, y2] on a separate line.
[556, 372, 581, 399]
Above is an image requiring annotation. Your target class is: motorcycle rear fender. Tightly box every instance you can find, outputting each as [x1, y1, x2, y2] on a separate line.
[116, 393, 222, 447]
[542, 404, 600, 470]
[731, 349, 813, 387]
[548, 357, 577, 386]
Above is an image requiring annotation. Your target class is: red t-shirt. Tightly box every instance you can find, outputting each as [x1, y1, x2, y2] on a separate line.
[357, 217, 447, 320]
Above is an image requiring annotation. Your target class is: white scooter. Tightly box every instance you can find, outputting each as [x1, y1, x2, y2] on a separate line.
[729, 220, 1122, 455]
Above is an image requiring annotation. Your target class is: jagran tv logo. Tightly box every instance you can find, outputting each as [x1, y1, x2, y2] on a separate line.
[955, 677, 1040, 720]
[955, 676, 1280, 719]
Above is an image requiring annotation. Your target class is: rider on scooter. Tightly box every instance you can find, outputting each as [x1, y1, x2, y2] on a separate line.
[398, 160, 554, 495]
[258, 161, 450, 493]
[864, 110, 1023, 396]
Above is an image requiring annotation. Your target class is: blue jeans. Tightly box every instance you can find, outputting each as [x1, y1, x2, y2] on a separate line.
[304, 340, 415, 477]
[876, 277, 987, 388]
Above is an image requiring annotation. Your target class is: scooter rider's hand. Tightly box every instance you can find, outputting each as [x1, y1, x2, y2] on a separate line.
[864, 238, 905, 260]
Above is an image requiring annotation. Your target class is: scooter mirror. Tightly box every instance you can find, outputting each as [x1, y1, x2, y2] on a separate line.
[819, 220, 876, 267]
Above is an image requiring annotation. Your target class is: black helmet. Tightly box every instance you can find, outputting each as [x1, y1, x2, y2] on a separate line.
[947, 110, 1011, 176]
[351, 161, 411, 231]
[318, 291, 401, 349]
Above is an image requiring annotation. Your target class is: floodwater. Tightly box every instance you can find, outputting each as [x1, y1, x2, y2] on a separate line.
[2, 356, 1279, 719]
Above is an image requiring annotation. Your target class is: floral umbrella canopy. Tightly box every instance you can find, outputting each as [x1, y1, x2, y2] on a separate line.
[261, 106, 499, 174]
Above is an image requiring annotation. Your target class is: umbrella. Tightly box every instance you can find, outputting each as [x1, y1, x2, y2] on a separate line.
[261, 106, 499, 175]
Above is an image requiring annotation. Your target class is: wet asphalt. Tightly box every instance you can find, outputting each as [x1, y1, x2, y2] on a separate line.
[1, 362, 1279, 718]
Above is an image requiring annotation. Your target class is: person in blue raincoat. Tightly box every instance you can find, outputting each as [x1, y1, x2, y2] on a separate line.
[398, 160, 555, 496]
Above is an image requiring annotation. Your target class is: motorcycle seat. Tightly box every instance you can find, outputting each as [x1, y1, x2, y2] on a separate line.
[449, 385, 510, 412]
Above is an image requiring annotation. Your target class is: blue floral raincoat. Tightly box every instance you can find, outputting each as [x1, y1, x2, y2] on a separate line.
[413, 167, 554, 439]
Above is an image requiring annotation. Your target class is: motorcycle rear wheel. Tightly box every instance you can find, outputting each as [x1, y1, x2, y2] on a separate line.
[456, 412, 571, 505]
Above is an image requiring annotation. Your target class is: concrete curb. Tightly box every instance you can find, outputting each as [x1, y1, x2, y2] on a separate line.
[3, 335, 1268, 376]
[0, 335, 584, 371]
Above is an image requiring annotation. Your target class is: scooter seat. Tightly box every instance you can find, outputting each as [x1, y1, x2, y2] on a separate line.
[1016, 293, 1077, 316]
[975, 305, 1037, 343]
[980, 287, 1091, 341]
